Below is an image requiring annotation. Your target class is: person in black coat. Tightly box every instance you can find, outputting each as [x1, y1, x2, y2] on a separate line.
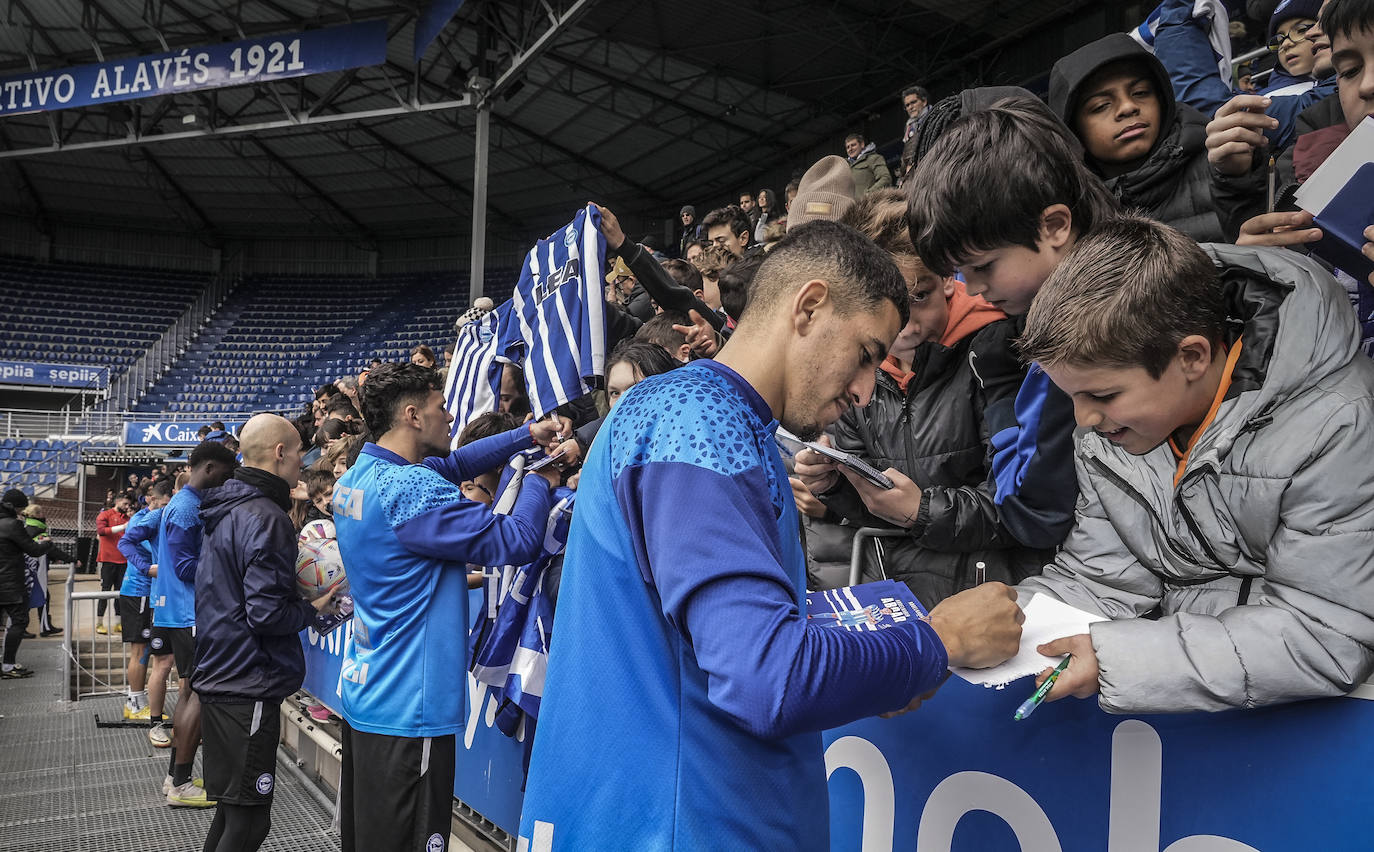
[0, 488, 75, 677]
[193, 414, 337, 852]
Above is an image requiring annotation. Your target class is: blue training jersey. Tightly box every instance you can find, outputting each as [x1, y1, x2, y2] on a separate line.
[152, 485, 202, 628]
[332, 427, 555, 738]
[117, 507, 162, 598]
[517, 360, 947, 851]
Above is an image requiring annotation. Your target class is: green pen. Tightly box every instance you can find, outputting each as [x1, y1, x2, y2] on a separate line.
[1013, 656, 1071, 721]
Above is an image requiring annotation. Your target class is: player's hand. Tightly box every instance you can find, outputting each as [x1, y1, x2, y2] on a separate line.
[1205, 95, 1275, 176]
[881, 672, 949, 718]
[592, 203, 627, 251]
[1236, 210, 1322, 247]
[528, 417, 571, 449]
[927, 582, 1024, 669]
[789, 476, 827, 519]
[672, 310, 719, 358]
[793, 435, 840, 495]
[289, 480, 308, 501]
[311, 586, 340, 614]
[148, 564, 158, 577]
[842, 465, 923, 530]
[1035, 634, 1100, 701]
[1364, 225, 1374, 287]
[531, 464, 562, 488]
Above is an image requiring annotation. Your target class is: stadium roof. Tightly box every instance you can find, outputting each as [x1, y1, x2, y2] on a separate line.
[0, 0, 1106, 250]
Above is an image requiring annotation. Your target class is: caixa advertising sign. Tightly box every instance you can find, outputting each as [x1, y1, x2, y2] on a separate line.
[121, 420, 244, 447]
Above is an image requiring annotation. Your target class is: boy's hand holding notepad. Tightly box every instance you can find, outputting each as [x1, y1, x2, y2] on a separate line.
[1294, 115, 1374, 284]
[951, 593, 1107, 689]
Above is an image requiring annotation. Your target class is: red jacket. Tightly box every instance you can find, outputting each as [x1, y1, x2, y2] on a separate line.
[95, 508, 129, 564]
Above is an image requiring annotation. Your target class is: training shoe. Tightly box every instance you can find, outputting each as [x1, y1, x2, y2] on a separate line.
[1, 667, 33, 679]
[148, 723, 172, 748]
[123, 704, 151, 721]
[95, 624, 107, 635]
[114, 622, 121, 633]
[39, 627, 62, 637]
[163, 775, 205, 796]
[167, 780, 214, 808]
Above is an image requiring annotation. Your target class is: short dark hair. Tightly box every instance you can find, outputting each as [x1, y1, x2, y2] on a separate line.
[1321, 0, 1374, 42]
[315, 383, 340, 400]
[359, 362, 443, 436]
[325, 397, 360, 420]
[902, 84, 930, 102]
[607, 338, 680, 381]
[741, 220, 910, 327]
[845, 132, 866, 144]
[303, 468, 336, 500]
[210, 420, 226, 431]
[635, 311, 690, 356]
[701, 205, 752, 242]
[907, 96, 1119, 277]
[1017, 215, 1226, 378]
[315, 417, 358, 448]
[717, 250, 767, 321]
[196, 425, 211, 438]
[188, 440, 238, 470]
[660, 258, 704, 294]
[150, 479, 174, 500]
[457, 411, 523, 447]
[411, 344, 436, 362]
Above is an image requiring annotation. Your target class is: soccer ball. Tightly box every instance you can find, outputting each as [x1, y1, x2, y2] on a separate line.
[299, 518, 335, 542]
[295, 537, 346, 600]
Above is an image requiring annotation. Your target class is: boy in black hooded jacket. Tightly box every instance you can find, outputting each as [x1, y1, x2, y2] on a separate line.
[1050, 33, 1226, 243]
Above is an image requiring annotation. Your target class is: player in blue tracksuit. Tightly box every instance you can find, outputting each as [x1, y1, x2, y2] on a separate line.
[116, 479, 172, 720]
[333, 362, 567, 852]
[518, 222, 1025, 850]
[146, 442, 236, 807]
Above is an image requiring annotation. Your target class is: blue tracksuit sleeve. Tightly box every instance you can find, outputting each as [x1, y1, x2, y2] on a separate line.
[165, 520, 201, 583]
[243, 514, 316, 636]
[987, 366, 1078, 549]
[615, 460, 947, 740]
[118, 523, 153, 576]
[423, 425, 535, 485]
[1150, 0, 1232, 118]
[389, 470, 556, 567]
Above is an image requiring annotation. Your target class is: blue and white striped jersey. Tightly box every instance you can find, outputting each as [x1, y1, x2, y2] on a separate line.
[499, 204, 607, 418]
[445, 302, 507, 446]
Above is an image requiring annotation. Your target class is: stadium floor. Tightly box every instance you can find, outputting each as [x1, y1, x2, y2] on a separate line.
[0, 638, 340, 852]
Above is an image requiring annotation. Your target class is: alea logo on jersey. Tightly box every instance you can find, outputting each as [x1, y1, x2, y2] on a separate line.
[530, 258, 582, 305]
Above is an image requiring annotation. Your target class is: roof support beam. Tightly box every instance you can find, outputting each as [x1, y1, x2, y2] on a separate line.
[485, 0, 598, 103]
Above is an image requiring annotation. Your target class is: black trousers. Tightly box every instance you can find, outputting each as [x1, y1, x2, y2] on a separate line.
[2, 598, 29, 663]
[97, 562, 126, 615]
[339, 722, 456, 852]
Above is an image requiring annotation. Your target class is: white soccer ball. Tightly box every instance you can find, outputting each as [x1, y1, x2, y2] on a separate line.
[298, 518, 336, 543]
[295, 537, 346, 600]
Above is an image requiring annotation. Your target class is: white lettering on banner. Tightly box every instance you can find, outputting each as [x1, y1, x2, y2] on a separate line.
[822, 721, 1262, 852]
[464, 673, 527, 748]
[53, 74, 74, 103]
[825, 736, 896, 852]
[0, 364, 35, 380]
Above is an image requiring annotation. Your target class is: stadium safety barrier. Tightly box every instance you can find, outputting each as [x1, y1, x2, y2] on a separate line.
[298, 588, 1374, 852]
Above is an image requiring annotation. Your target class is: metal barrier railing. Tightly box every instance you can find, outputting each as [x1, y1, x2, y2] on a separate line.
[848, 527, 910, 587]
[62, 570, 182, 702]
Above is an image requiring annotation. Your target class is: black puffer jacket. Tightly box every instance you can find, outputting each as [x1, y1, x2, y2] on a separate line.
[1050, 34, 1225, 243]
[819, 318, 1052, 608]
[0, 503, 70, 605]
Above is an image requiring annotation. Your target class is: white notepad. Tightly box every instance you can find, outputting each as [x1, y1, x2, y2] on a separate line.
[951, 593, 1108, 689]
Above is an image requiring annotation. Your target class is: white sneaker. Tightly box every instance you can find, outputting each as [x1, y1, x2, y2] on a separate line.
[148, 722, 171, 748]
[166, 779, 214, 808]
[163, 775, 205, 796]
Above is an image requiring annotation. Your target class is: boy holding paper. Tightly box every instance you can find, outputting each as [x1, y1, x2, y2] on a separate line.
[1013, 214, 1374, 714]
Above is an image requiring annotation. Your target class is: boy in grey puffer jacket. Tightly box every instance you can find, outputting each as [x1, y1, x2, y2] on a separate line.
[1015, 215, 1374, 715]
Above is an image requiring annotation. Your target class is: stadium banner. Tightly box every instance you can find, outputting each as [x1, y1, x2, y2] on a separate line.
[0, 358, 107, 389]
[414, 0, 468, 63]
[300, 590, 527, 831]
[300, 601, 1374, 847]
[121, 420, 245, 447]
[0, 20, 387, 118]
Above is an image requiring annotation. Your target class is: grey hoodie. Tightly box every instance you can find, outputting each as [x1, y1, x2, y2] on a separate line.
[1019, 244, 1374, 714]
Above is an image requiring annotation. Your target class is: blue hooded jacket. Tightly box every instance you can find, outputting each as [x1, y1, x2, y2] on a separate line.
[193, 472, 316, 703]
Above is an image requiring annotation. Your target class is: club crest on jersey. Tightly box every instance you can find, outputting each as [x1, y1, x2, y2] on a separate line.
[563, 226, 577, 247]
[256, 773, 274, 794]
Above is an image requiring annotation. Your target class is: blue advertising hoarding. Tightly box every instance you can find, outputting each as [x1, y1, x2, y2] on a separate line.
[0, 359, 108, 389]
[0, 20, 387, 118]
[299, 597, 1374, 848]
[121, 420, 244, 447]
